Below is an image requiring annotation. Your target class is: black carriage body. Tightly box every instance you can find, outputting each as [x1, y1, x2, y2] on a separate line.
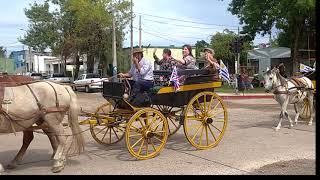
[103, 69, 221, 108]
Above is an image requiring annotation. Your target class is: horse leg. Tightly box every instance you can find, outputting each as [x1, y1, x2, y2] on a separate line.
[42, 129, 59, 159]
[6, 130, 34, 169]
[283, 98, 294, 129]
[44, 114, 67, 173]
[275, 111, 284, 131]
[308, 93, 314, 126]
[294, 106, 300, 125]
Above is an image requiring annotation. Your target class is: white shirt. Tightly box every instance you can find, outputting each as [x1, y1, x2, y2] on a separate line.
[129, 57, 154, 81]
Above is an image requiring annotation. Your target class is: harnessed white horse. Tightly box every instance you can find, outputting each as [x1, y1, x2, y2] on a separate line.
[264, 67, 315, 131]
[0, 81, 85, 173]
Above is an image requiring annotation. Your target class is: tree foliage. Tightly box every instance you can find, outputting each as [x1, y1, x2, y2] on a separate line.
[208, 30, 252, 73]
[195, 40, 209, 58]
[20, 0, 131, 77]
[228, 0, 316, 73]
[0, 46, 6, 58]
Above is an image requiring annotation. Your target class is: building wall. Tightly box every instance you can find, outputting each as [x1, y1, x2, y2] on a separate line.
[120, 46, 196, 72]
[0, 58, 15, 74]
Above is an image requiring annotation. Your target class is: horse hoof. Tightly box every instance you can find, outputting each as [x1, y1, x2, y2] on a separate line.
[51, 165, 65, 173]
[308, 122, 313, 126]
[0, 164, 4, 174]
[272, 127, 280, 131]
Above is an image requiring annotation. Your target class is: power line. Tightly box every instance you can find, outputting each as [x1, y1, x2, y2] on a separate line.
[141, 22, 207, 40]
[143, 18, 233, 30]
[135, 12, 239, 28]
[134, 27, 186, 44]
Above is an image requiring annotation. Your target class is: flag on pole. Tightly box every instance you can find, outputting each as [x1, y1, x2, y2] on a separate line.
[169, 66, 181, 92]
[219, 60, 230, 83]
[300, 63, 315, 73]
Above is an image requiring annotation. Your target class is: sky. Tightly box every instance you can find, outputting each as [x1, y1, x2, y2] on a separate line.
[0, 0, 271, 54]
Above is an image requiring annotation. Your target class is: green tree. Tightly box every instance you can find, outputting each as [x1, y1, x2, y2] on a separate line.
[228, 0, 316, 73]
[20, 0, 131, 78]
[0, 46, 6, 58]
[195, 40, 209, 58]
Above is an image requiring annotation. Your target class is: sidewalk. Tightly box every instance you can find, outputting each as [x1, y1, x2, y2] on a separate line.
[217, 92, 274, 100]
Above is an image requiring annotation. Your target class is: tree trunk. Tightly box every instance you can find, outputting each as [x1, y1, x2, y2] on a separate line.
[292, 17, 305, 75]
[87, 53, 94, 73]
[74, 53, 80, 80]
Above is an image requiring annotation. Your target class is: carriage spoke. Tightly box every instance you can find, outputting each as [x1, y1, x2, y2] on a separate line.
[150, 139, 157, 151]
[112, 127, 120, 140]
[101, 127, 110, 142]
[196, 99, 204, 113]
[209, 123, 222, 133]
[151, 119, 163, 132]
[145, 139, 149, 156]
[199, 125, 205, 146]
[203, 95, 206, 113]
[153, 136, 164, 144]
[131, 137, 144, 148]
[129, 133, 142, 138]
[191, 124, 203, 141]
[95, 126, 108, 135]
[109, 127, 112, 144]
[207, 96, 215, 113]
[138, 139, 145, 155]
[209, 110, 225, 119]
[208, 125, 217, 141]
[205, 125, 209, 146]
[168, 117, 179, 129]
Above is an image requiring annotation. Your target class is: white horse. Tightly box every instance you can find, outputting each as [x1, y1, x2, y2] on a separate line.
[264, 67, 315, 131]
[0, 81, 85, 173]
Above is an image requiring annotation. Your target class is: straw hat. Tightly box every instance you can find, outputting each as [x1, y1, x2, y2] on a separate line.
[204, 48, 215, 54]
[133, 48, 144, 54]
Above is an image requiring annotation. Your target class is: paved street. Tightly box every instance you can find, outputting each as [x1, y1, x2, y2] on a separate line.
[0, 92, 316, 175]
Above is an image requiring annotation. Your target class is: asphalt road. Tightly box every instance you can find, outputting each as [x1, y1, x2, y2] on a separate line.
[0, 92, 315, 175]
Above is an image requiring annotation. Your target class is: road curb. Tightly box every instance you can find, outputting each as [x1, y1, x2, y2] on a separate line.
[220, 95, 274, 100]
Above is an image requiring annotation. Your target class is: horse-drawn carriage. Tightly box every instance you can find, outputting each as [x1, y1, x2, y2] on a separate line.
[0, 69, 227, 172]
[293, 70, 316, 121]
[79, 69, 228, 160]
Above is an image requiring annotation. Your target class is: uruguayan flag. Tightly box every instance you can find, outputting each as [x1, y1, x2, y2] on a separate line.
[300, 63, 315, 73]
[219, 60, 230, 83]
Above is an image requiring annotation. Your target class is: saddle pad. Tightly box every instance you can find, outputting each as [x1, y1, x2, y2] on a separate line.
[290, 78, 307, 88]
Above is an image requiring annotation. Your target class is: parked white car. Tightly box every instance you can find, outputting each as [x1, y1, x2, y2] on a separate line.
[73, 73, 109, 93]
[47, 73, 71, 83]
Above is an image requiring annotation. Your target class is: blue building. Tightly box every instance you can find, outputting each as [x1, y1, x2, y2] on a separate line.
[9, 50, 28, 71]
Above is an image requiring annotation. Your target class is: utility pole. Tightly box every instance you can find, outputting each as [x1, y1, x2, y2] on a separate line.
[234, 27, 240, 95]
[112, 10, 117, 77]
[130, 0, 133, 58]
[139, 15, 142, 48]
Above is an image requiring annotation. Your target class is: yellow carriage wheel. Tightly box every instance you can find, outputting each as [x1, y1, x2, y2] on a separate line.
[90, 102, 126, 146]
[155, 105, 182, 137]
[125, 108, 169, 160]
[184, 92, 228, 150]
[294, 98, 314, 120]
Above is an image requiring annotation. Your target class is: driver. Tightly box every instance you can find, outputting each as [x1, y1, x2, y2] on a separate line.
[118, 48, 154, 104]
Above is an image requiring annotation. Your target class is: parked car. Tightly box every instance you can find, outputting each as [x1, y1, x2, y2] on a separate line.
[73, 73, 109, 93]
[48, 73, 72, 83]
[29, 73, 43, 80]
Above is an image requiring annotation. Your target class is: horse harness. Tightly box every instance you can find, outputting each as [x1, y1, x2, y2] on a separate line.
[1, 76, 69, 133]
[273, 76, 314, 95]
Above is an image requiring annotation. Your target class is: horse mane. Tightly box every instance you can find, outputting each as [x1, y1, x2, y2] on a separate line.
[275, 70, 287, 87]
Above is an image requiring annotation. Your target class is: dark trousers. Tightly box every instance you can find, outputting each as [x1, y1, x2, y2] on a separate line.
[129, 80, 154, 107]
[131, 80, 154, 95]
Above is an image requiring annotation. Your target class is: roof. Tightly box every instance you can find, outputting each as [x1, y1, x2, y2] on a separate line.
[248, 47, 291, 60]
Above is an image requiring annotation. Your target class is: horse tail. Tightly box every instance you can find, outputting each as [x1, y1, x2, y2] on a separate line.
[64, 85, 85, 155]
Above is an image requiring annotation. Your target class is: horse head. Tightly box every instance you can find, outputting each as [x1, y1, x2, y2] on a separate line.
[264, 67, 279, 92]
